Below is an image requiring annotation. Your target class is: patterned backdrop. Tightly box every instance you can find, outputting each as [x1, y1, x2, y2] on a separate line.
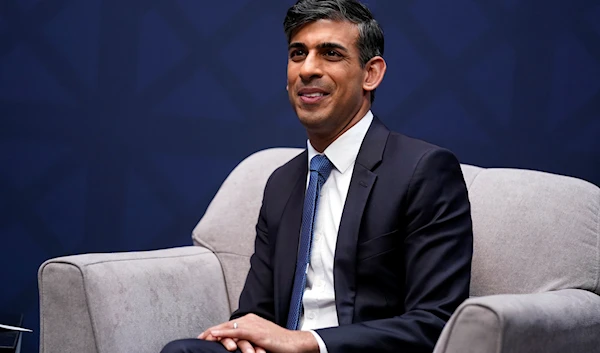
[1, 0, 599, 351]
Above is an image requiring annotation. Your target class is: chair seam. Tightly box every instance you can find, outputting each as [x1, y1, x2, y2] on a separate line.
[79, 264, 102, 353]
[211, 251, 252, 313]
[39, 264, 46, 353]
[473, 303, 505, 353]
[465, 166, 485, 190]
[39, 263, 47, 353]
[194, 239, 236, 312]
[40, 262, 100, 353]
[49, 250, 213, 268]
[595, 192, 600, 294]
[196, 237, 216, 253]
[439, 302, 503, 353]
[213, 251, 251, 258]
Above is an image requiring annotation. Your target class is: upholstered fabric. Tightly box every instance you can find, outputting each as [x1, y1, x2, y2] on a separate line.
[38, 247, 230, 353]
[39, 261, 98, 353]
[39, 147, 600, 353]
[434, 289, 600, 353]
[192, 148, 303, 310]
[467, 168, 600, 296]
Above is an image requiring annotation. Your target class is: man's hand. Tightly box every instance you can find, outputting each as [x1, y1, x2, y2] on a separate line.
[199, 325, 266, 353]
[214, 337, 266, 353]
[198, 314, 319, 353]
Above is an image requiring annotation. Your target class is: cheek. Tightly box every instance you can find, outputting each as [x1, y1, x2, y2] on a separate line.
[333, 69, 364, 91]
[337, 78, 363, 98]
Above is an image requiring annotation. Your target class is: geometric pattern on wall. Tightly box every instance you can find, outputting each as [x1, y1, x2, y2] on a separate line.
[1, 0, 599, 350]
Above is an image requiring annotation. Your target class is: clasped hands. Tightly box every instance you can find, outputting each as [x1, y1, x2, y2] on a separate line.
[198, 313, 318, 353]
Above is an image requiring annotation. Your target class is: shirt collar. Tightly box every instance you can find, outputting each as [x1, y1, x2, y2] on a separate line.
[307, 110, 374, 174]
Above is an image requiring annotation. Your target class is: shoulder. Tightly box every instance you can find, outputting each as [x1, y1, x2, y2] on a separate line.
[383, 131, 461, 172]
[264, 149, 307, 191]
[366, 116, 459, 169]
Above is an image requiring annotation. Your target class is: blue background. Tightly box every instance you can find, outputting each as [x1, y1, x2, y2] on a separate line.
[1, 0, 599, 351]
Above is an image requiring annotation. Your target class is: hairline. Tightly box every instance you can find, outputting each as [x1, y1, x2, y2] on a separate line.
[286, 19, 370, 68]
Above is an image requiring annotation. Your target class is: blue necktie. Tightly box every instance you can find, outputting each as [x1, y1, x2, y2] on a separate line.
[286, 154, 334, 330]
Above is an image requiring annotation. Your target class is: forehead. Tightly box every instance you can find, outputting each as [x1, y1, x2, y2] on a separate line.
[290, 19, 359, 48]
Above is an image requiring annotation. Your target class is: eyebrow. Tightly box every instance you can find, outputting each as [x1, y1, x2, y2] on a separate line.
[288, 42, 349, 53]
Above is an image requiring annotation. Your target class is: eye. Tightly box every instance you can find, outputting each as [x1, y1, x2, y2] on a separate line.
[289, 49, 306, 60]
[324, 50, 343, 60]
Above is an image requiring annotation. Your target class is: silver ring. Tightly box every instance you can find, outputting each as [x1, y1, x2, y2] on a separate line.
[233, 322, 238, 329]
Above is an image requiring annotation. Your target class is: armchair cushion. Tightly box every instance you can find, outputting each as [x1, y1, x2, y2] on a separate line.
[434, 289, 600, 353]
[465, 168, 600, 296]
[39, 246, 230, 353]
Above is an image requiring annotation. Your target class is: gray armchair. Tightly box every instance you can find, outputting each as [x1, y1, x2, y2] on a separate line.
[38, 148, 600, 353]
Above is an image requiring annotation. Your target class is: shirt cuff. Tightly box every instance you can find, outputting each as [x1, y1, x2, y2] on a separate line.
[307, 330, 329, 353]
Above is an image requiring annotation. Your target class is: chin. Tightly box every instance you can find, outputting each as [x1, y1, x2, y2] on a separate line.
[297, 112, 330, 131]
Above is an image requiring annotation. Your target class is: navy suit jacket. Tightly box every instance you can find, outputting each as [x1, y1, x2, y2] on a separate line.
[232, 117, 473, 353]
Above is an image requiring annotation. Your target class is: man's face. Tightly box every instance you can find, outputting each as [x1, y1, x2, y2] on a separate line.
[287, 19, 369, 135]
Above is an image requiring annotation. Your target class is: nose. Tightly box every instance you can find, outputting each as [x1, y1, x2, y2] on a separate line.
[299, 52, 323, 82]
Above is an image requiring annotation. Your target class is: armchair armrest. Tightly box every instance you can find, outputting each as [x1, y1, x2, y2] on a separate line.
[434, 289, 600, 353]
[39, 246, 231, 353]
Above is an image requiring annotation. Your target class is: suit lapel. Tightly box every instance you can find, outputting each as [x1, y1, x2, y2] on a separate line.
[274, 152, 307, 325]
[334, 117, 389, 325]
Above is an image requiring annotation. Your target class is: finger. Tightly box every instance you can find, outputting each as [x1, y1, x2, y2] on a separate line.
[220, 338, 238, 352]
[199, 332, 218, 341]
[198, 328, 216, 339]
[213, 321, 237, 331]
[255, 347, 267, 353]
[200, 319, 242, 339]
[237, 340, 255, 353]
[210, 328, 249, 341]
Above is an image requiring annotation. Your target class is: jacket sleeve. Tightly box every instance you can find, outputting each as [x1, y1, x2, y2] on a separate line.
[316, 148, 474, 353]
[230, 175, 276, 323]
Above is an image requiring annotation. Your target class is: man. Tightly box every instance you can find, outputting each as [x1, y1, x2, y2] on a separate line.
[162, 0, 472, 352]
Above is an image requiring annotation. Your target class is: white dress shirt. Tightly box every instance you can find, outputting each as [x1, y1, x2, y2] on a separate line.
[300, 111, 374, 353]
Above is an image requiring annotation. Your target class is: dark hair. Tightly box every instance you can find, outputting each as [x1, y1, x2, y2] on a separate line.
[284, 0, 385, 103]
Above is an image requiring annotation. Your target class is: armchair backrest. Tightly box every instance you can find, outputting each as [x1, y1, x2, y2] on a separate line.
[460, 165, 599, 297]
[192, 148, 304, 310]
[193, 148, 600, 311]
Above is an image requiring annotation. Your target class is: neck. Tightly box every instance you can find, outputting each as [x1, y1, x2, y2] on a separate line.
[307, 105, 371, 153]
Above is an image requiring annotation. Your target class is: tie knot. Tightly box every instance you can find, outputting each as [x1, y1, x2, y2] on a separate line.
[310, 154, 333, 181]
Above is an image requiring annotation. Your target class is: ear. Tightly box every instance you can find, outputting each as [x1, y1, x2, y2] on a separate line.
[362, 56, 387, 93]
[286, 84, 289, 91]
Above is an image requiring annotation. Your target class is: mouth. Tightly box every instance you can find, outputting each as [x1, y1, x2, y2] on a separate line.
[298, 90, 330, 104]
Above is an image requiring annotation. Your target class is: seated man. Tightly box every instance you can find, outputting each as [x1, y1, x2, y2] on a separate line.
[162, 0, 473, 352]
